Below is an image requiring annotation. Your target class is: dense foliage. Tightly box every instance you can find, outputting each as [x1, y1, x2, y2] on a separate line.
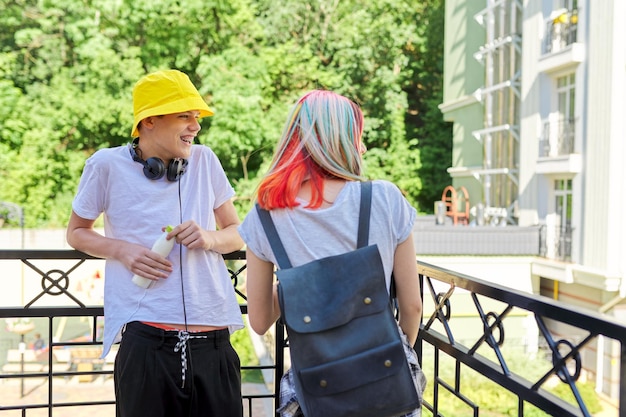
[0, 0, 451, 227]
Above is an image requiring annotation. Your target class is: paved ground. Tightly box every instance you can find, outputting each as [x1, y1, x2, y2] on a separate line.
[0, 377, 274, 417]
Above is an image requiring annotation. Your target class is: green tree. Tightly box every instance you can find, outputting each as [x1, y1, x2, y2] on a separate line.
[0, 0, 450, 226]
[255, 0, 432, 207]
[401, 0, 452, 211]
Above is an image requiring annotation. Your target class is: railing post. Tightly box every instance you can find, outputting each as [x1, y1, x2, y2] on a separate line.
[273, 321, 285, 417]
[621, 342, 626, 417]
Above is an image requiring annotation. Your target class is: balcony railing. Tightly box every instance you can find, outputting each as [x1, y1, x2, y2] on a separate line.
[544, 9, 579, 54]
[540, 224, 574, 262]
[539, 117, 576, 158]
[1, 250, 624, 416]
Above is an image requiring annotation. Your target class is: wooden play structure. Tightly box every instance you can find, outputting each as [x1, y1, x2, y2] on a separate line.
[441, 185, 470, 225]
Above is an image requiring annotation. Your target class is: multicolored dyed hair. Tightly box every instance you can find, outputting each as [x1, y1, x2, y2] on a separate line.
[257, 90, 365, 210]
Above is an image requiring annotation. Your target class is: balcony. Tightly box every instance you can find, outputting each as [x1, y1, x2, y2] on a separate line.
[539, 117, 575, 158]
[538, 8, 584, 74]
[536, 117, 582, 175]
[543, 9, 578, 55]
[0, 250, 624, 416]
[540, 224, 573, 262]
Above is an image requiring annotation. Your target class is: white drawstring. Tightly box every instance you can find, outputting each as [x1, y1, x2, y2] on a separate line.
[173, 331, 208, 388]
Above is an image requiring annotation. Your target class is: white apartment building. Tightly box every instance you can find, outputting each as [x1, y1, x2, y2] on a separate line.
[428, 0, 626, 405]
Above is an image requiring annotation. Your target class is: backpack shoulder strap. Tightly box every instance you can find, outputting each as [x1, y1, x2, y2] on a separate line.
[256, 203, 292, 269]
[256, 181, 372, 268]
[357, 181, 372, 248]
[355, 181, 397, 300]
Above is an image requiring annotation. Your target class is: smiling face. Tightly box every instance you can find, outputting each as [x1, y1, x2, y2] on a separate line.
[139, 110, 202, 160]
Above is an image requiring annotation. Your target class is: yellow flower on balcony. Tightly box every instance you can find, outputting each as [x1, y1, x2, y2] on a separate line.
[553, 13, 568, 24]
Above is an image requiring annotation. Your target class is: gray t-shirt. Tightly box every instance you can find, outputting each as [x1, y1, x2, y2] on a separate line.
[238, 180, 416, 291]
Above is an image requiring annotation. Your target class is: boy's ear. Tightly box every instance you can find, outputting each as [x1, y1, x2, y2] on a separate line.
[140, 117, 156, 132]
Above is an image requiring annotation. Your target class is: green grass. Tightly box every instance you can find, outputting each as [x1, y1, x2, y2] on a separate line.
[232, 284, 267, 385]
[231, 319, 266, 384]
[420, 345, 604, 416]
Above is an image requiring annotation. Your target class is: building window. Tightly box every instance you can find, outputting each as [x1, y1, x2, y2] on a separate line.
[555, 0, 578, 10]
[557, 73, 575, 122]
[555, 73, 576, 155]
[554, 179, 573, 261]
[540, 73, 576, 157]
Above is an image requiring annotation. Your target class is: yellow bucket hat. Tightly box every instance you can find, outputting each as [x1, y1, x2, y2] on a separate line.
[131, 69, 214, 137]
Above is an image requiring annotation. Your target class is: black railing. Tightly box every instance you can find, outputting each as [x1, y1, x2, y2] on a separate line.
[539, 224, 574, 262]
[1, 250, 624, 416]
[0, 249, 283, 417]
[419, 261, 624, 416]
[539, 117, 576, 158]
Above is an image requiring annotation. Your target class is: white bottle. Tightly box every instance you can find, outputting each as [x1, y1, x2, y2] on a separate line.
[131, 226, 175, 288]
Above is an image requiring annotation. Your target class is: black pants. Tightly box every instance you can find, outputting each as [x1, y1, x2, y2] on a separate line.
[114, 321, 243, 417]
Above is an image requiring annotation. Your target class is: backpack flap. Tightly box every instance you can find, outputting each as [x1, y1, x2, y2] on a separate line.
[277, 244, 389, 333]
[298, 340, 408, 396]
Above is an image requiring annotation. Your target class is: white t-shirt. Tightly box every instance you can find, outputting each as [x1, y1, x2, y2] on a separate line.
[238, 180, 417, 292]
[72, 143, 244, 356]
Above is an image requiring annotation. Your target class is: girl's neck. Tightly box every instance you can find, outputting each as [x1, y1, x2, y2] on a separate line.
[299, 179, 347, 208]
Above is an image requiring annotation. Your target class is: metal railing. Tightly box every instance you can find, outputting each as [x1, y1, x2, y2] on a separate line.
[1, 250, 624, 416]
[544, 9, 579, 54]
[419, 261, 624, 416]
[539, 224, 574, 262]
[0, 249, 282, 416]
[539, 117, 576, 158]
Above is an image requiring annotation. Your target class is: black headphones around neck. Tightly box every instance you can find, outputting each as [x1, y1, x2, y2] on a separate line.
[129, 138, 188, 181]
